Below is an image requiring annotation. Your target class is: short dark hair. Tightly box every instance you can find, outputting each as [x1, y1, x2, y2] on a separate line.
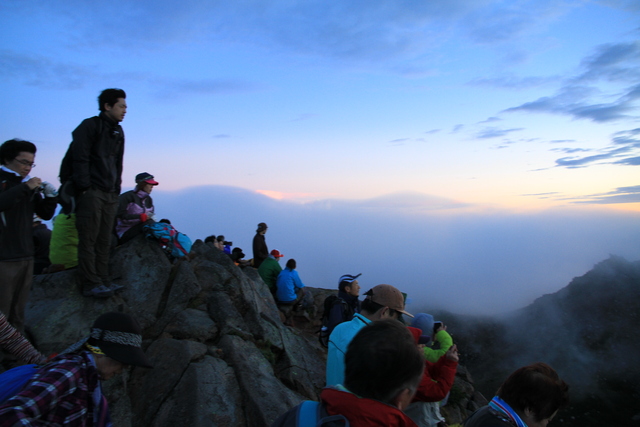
[98, 88, 126, 112]
[497, 362, 569, 422]
[360, 297, 386, 316]
[204, 235, 216, 244]
[338, 280, 353, 293]
[344, 319, 424, 405]
[0, 139, 36, 165]
[285, 259, 296, 269]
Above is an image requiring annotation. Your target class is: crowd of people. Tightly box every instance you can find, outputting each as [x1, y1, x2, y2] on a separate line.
[0, 87, 570, 426]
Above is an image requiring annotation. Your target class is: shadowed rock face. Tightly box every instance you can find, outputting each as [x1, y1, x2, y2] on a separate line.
[12, 234, 483, 426]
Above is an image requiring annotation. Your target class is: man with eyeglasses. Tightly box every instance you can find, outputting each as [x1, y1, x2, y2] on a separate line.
[0, 139, 57, 332]
[326, 284, 413, 387]
[61, 88, 127, 298]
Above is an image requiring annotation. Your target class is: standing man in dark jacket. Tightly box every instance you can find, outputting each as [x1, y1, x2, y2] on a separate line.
[0, 139, 57, 332]
[65, 88, 127, 298]
[252, 222, 269, 268]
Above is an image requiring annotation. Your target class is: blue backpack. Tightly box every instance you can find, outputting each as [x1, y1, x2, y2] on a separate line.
[143, 222, 192, 258]
[271, 400, 350, 427]
[0, 364, 39, 404]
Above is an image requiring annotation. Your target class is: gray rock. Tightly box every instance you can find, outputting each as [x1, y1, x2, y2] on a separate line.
[219, 334, 304, 426]
[164, 308, 218, 342]
[153, 356, 245, 427]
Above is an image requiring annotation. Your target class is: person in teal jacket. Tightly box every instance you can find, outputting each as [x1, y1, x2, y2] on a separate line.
[258, 249, 283, 294]
[275, 259, 305, 303]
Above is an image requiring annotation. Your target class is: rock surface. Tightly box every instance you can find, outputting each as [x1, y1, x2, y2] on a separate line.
[6, 234, 484, 426]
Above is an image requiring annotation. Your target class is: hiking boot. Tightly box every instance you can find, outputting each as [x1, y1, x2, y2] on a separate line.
[82, 285, 114, 299]
[106, 283, 125, 294]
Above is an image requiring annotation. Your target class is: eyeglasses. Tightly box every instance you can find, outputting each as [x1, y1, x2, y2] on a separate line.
[14, 158, 35, 168]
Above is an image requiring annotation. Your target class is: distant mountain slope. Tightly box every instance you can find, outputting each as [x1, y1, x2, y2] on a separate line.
[433, 255, 640, 426]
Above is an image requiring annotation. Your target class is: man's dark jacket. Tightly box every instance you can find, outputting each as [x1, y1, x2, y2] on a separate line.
[252, 233, 268, 268]
[65, 112, 124, 193]
[0, 170, 56, 261]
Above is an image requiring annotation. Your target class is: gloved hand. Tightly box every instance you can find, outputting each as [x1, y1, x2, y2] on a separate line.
[41, 181, 58, 198]
[140, 213, 148, 223]
[147, 211, 156, 221]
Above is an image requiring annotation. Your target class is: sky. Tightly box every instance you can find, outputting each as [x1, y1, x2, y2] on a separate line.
[2, 1, 639, 314]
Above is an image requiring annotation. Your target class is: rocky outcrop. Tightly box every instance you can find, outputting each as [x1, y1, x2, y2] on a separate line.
[11, 234, 483, 426]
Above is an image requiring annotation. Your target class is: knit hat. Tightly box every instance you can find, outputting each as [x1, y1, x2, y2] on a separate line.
[86, 312, 153, 368]
[364, 284, 413, 318]
[257, 222, 268, 232]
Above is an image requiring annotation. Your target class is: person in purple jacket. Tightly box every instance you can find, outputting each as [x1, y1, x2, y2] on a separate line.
[115, 172, 158, 245]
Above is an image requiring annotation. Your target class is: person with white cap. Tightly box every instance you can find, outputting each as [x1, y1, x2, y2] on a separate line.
[0, 312, 153, 425]
[318, 273, 362, 347]
[326, 284, 413, 387]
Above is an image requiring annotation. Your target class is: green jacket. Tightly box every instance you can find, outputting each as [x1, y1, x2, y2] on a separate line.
[257, 256, 282, 293]
[423, 330, 453, 363]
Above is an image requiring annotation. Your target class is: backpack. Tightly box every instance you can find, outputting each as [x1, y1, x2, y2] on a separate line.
[58, 116, 103, 215]
[271, 400, 350, 427]
[318, 295, 352, 348]
[0, 364, 39, 404]
[143, 221, 192, 258]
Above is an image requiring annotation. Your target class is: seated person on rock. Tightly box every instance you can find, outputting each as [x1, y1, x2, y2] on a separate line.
[229, 247, 249, 267]
[115, 172, 158, 245]
[258, 249, 284, 294]
[272, 319, 425, 427]
[405, 326, 459, 427]
[463, 362, 569, 427]
[411, 313, 454, 363]
[326, 284, 413, 387]
[275, 258, 307, 305]
[0, 312, 153, 424]
[328, 274, 362, 328]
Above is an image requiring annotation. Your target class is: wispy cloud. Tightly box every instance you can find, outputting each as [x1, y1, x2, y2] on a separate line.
[504, 42, 640, 123]
[476, 127, 524, 139]
[0, 50, 97, 89]
[571, 185, 640, 204]
[553, 127, 640, 168]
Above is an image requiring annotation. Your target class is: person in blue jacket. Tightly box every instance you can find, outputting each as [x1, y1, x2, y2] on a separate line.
[276, 259, 306, 304]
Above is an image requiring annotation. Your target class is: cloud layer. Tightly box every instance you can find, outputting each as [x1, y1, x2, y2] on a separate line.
[151, 185, 640, 315]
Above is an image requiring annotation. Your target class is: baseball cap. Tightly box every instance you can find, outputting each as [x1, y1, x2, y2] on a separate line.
[365, 284, 413, 318]
[270, 249, 284, 258]
[135, 172, 159, 185]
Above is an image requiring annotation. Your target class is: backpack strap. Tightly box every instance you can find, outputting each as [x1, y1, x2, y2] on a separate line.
[296, 400, 350, 427]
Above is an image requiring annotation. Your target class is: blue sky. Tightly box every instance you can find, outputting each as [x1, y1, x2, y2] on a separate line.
[2, 1, 639, 313]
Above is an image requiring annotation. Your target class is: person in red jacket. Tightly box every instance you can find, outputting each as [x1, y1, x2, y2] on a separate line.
[273, 319, 424, 427]
[405, 326, 459, 426]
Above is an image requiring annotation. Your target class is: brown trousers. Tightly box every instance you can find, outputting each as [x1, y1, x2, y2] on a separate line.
[0, 258, 34, 333]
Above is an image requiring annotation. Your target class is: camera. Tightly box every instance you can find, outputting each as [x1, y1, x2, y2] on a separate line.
[433, 321, 443, 334]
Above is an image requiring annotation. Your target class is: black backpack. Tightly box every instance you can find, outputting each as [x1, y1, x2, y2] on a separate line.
[318, 295, 353, 348]
[271, 400, 350, 427]
[58, 116, 103, 215]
